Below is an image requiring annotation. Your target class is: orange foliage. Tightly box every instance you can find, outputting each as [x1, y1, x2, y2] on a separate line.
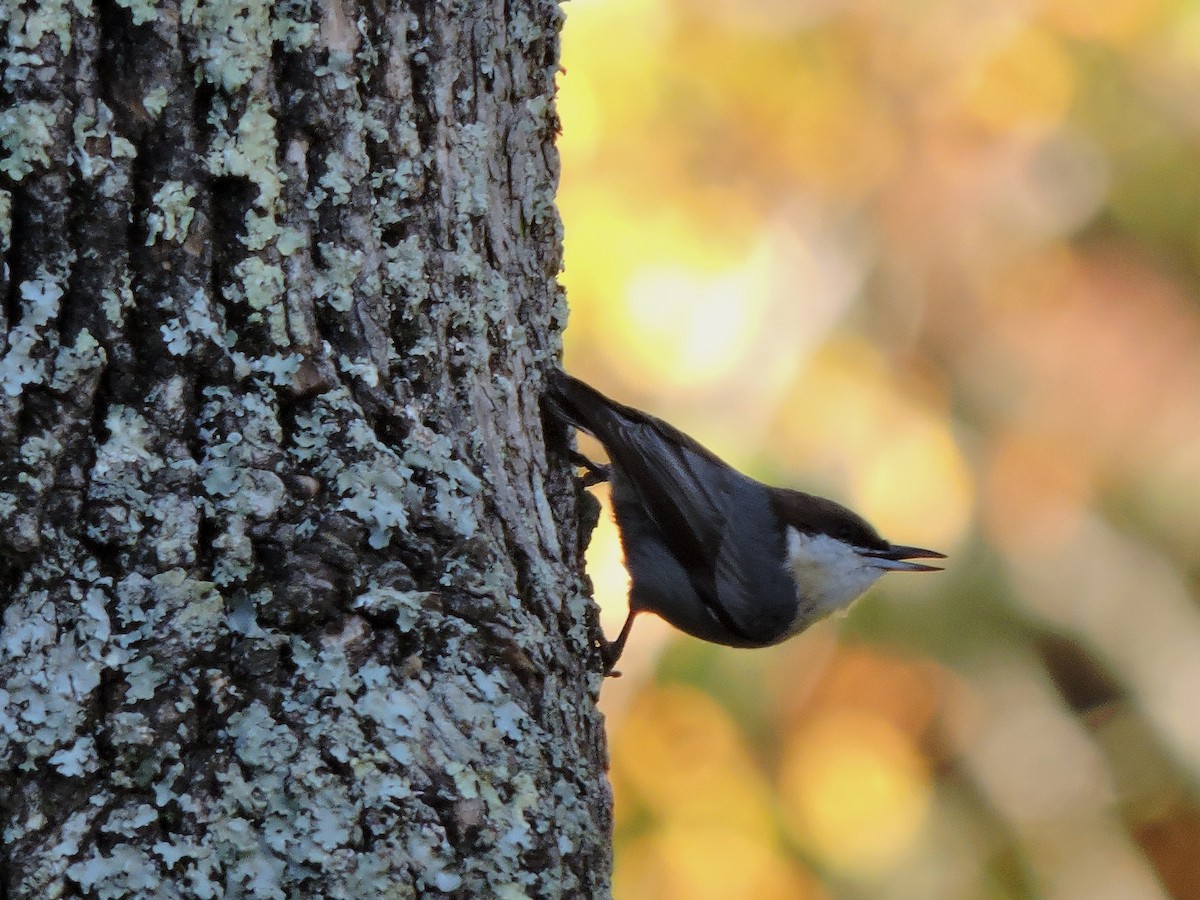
[561, 0, 1200, 895]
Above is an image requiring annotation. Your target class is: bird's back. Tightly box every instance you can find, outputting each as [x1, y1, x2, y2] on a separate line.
[546, 370, 800, 646]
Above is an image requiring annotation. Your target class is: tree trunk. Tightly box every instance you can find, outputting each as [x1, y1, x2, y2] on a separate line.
[0, 1, 611, 896]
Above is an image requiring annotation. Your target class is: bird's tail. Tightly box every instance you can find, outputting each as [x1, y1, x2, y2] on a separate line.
[543, 369, 624, 439]
[545, 369, 732, 473]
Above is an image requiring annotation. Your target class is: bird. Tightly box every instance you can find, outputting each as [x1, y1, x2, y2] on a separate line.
[545, 369, 945, 675]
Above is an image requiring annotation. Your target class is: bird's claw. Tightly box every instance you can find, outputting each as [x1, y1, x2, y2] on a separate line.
[569, 450, 611, 487]
[600, 640, 623, 678]
[597, 610, 636, 678]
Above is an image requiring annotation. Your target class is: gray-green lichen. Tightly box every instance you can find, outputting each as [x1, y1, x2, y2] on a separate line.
[1, 273, 65, 397]
[0, 102, 56, 181]
[290, 389, 486, 549]
[0, 188, 11, 257]
[291, 393, 416, 549]
[158, 287, 227, 357]
[144, 180, 198, 245]
[49, 328, 105, 392]
[87, 405, 166, 546]
[73, 102, 137, 192]
[185, 0, 272, 93]
[313, 242, 367, 313]
[197, 383, 286, 581]
[1, 0, 607, 894]
[206, 99, 281, 207]
[226, 257, 289, 345]
[204, 96, 292, 332]
[114, 0, 158, 27]
[101, 272, 136, 326]
[36, 594, 591, 895]
[0, 566, 106, 771]
[2, 0, 75, 57]
[141, 85, 170, 118]
[270, 0, 318, 52]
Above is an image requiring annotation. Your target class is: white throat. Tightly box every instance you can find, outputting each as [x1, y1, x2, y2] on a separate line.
[784, 527, 885, 622]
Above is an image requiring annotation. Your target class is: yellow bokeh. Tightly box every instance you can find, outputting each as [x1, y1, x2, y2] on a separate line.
[855, 413, 973, 551]
[557, 0, 1200, 894]
[960, 26, 1076, 131]
[611, 684, 777, 841]
[558, 0, 671, 140]
[615, 825, 827, 900]
[619, 255, 771, 387]
[769, 337, 972, 549]
[560, 188, 770, 388]
[1041, 0, 1168, 44]
[779, 710, 932, 876]
[767, 339, 878, 478]
[556, 74, 601, 164]
[582, 484, 633, 637]
[665, 25, 903, 197]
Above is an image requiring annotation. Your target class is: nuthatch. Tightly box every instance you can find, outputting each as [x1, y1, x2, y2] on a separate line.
[546, 370, 944, 674]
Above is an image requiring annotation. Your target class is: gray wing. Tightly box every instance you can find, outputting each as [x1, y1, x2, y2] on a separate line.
[709, 477, 803, 644]
[608, 417, 798, 646]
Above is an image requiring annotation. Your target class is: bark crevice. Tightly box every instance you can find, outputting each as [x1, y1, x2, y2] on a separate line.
[0, 1, 608, 896]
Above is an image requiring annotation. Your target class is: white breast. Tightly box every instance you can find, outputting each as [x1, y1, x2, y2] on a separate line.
[783, 527, 885, 633]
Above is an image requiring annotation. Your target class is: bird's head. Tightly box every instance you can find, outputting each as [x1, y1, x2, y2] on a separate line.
[771, 489, 944, 620]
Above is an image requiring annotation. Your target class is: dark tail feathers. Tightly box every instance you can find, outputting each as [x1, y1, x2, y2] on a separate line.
[544, 369, 617, 438]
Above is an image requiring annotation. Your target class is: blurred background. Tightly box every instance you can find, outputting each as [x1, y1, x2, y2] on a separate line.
[554, 0, 1200, 897]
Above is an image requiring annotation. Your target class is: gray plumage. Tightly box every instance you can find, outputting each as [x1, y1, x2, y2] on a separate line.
[545, 370, 943, 673]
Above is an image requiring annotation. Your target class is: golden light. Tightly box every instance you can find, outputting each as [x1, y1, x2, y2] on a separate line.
[770, 338, 972, 549]
[554, 0, 1200, 893]
[558, 0, 670, 135]
[961, 26, 1075, 131]
[611, 684, 777, 842]
[1042, 0, 1168, 44]
[619, 253, 771, 388]
[770, 338, 891, 469]
[581, 483, 633, 639]
[854, 413, 973, 551]
[615, 826, 827, 900]
[557, 187, 768, 390]
[779, 710, 932, 876]
[556, 73, 601, 164]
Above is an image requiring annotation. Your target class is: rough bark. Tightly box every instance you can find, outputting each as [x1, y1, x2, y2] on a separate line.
[0, 0, 611, 896]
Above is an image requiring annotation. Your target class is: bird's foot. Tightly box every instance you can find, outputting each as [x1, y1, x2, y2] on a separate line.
[569, 450, 611, 487]
[598, 610, 636, 678]
[600, 640, 624, 678]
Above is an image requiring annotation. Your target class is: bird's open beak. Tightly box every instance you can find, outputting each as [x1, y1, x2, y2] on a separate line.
[861, 545, 946, 572]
